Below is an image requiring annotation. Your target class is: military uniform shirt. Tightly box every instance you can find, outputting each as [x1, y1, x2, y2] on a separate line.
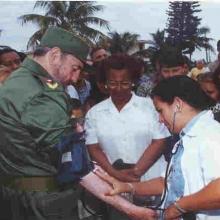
[0, 57, 72, 176]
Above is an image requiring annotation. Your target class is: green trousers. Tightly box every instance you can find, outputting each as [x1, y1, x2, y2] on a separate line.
[0, 186, 80, 220]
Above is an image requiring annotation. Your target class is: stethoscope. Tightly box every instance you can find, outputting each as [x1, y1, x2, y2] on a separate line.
[146, 111, 196, 219]
[145, 111, 179, 211]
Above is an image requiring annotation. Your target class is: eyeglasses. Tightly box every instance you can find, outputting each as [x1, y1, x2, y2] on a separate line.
[107, 81, 132, 89]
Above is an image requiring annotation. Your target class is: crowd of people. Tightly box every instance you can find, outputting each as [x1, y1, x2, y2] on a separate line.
[0, 26, 220, 220]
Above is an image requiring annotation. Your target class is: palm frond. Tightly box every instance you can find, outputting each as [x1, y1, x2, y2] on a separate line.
[74, 16, 109, 29]
[18, 14, 57, 27]
[20, 0, 108, 49]
[26, 29, 45, 49]
[76, 24, 107, 43]
[72, 2, 104, 18]
[45, 1, 67, 18]
[34, 1, 50, 10]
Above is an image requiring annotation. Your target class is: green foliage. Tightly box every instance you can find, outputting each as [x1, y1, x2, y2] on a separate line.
[97, 31, 140, 55]
[108, 31, 139, 54]
[165, 1, 213, 60]
[19, 1, 109, 49]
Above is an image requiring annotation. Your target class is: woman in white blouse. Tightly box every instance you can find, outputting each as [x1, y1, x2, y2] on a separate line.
[85, 54, 170, 183]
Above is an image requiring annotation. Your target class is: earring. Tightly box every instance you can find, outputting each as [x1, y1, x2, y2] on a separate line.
[132, 83, 135, 87]
[104, 85, 108, 89]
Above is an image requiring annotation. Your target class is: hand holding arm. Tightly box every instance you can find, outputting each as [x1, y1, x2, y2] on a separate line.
[94, 166, 164, 196]
[80, 167, 157, 220]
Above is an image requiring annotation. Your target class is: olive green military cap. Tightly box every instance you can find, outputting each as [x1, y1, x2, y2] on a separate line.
[40, 27, 89, 62]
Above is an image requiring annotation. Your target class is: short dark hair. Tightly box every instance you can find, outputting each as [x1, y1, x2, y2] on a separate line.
[151, 75, 215, 110]
[96, 53, 142, 84]
[197, 72, 215, 83]
[70, 98, 82, 110]
[0, 46, 19, 62]
[158, 47, 185, 68]
[90, 47, 105, 58]
[33, 47, 51, 57]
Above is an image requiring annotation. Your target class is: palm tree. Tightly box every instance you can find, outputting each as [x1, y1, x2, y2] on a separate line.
[196, 26, 214, 62]
[19, 1, 109, 49]
[181, 26, 214, 61]
[144, 29, 174, 66]
[146, 29, 166, 51]
[106, 31, 140, 54]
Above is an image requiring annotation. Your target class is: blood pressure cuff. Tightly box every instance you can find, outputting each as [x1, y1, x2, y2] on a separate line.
[55, 132, 93, 184]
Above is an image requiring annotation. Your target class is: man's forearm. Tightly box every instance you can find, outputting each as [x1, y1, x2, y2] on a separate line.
[134, 139, 167, 177]
[80, 171, 156, 219]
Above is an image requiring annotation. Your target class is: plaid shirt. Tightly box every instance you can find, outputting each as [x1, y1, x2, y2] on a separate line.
[136, 74, 155, 97]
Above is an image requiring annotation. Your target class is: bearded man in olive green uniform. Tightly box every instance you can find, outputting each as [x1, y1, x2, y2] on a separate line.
[0, 27, 89, 220]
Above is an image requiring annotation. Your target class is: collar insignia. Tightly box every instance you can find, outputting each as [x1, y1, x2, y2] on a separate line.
[46, 79, 59, 89]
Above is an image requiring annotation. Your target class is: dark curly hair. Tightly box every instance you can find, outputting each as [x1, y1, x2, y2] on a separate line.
[151, 75, 215, 111]
[96, 53, 143, 84]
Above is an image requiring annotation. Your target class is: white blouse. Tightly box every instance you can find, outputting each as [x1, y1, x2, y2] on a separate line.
[85, 93, 170, 180]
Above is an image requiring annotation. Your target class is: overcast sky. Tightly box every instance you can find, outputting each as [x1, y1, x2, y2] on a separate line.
[0, 1, 220, 61]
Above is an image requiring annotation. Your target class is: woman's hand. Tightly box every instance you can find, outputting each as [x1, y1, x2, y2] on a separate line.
[163, 204, 181, 220]
[94, 167, 133, 195]
[113, 168, 140, 182]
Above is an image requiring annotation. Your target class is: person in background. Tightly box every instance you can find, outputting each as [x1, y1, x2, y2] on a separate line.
[198, 72, 220, 122]
[0, 65, 11, 84]
[0, 46, 21, 73]
[132, 57, 153, 97]
[95, 75, 220, 220]
[66, 70, 92, 105]
[208, 40, 220, 73]
[136, 48, 188, 98]
[70, 98, 86, 133]
[70, 98, 84, 118]
[213, 65, 220, 121]
[74, 71, 92, 104]
[189, 59, 210, 81]
[90, 47, 109, 65]
[0, 27, 90, 220]
[198, 72, 220, 103]
[84, 47, 110, 111]
[158, 50, 187, 80]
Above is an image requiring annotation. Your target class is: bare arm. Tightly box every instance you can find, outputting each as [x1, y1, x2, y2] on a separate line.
[80, 171, 157, 220]
[134, 138, 167, 177]
[179, 178, 220, 211]
[164, 178, 220, 219]
[94, 167, 164, 197]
